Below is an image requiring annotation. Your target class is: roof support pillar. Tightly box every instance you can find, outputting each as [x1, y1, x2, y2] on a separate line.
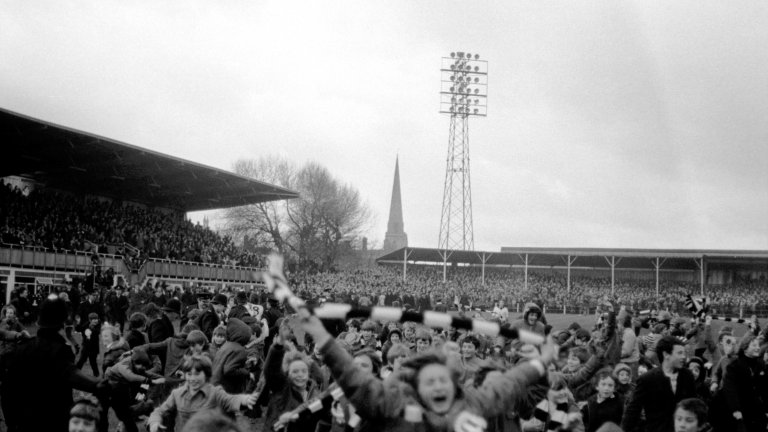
[476, 252, 493, 286]
[651, 257, 667, 296]
[517, 254, 530, 291]
[562, 255, 578, 294]
[694, 257, 705, 296]
[438, 250, 453, 284]
[5, 269, 15, 305]
[604, 256, 621, 296]
[402, 248, 413, 282]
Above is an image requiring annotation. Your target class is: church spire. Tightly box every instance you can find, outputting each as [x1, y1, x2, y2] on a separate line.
[383, 156, 407, 251]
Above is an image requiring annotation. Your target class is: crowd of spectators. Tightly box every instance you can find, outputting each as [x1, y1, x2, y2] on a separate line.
[294, 265, 768, 317]
[0, 181, 262, 267]
[5, 265, 768, 432]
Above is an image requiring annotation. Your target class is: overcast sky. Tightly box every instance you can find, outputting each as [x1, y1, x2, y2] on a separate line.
[2, 1, 767, 251]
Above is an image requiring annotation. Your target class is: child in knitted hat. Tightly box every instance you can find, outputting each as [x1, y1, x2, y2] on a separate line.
[685, 357, 711, 403]
[612, 363, 634, 400]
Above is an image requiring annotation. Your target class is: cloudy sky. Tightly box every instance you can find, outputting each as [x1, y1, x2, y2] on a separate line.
[2, 1, 767, 251]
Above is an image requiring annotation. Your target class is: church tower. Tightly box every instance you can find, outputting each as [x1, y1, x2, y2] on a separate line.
[383, 157, 408, 251]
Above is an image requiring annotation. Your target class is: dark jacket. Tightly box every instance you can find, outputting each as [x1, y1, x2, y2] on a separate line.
[621, 367, 696, 432]
[211, 318, 251, 393]
[148, 313, 175, 343]
[125, 329, 148, 349]
[107, 294, 129, 323]
[103, 340, 131, 370]
[198, 305, 220, 341]
[263, 343, 326, 432]
[0, 327, 101, 432]
[82, 322, 101, 351]
[320, 336, 543, 432]
[718, 354, 768, 432]
[582, 393, 624, 432]
[142, 335, 190, 377]
[76, 300, 102, 331]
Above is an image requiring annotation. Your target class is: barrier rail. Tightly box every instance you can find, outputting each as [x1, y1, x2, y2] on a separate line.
[142, 258, 262, 282]
[0, 242, 127, 274]
[0, 243, 262, 284]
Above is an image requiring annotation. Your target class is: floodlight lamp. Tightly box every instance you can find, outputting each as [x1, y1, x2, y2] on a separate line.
[474, 108, 479, 114]
[450, 75, 455, 81]
[450, 64, 455, 70]
[474, 77, 479, 83]
[451, 52, 456, 58]
[474, 66, 479, 72]
[474, 54, 479, 60]
[465, 65, 471, 71]
[474, 89, 479, 94]
[466, 53, 471, 58]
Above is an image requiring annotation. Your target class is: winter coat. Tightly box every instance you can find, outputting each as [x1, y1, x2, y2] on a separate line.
[125, 329, 148, 349]
[103, 339, 130, 370]
[107, 294, 129, 323]
[81, 322, 101, 351]
[320, 336, 544, 432]
[510, 303, 546, 336]
[621, 367, 696, 432]
[76, 300, 102, 331]
[600, 311, 622, 366]
[263, 343, 327, 432]
[211, 318, 251, 393]
[582, 394, 624, 432]
[198, 305, 221, 340]
[148, 313, 174, 343]
[562, 353, 603, 403]
[620, 327, 640, 364]
[716, 354, 768, 432]
[0, 327, 101, 432]
[105, 355, 154, 386]
[141, 335, 190, 376]
[148, 382, 246, 432]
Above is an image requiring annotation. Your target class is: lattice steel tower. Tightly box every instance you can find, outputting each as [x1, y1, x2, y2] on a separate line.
[438, 52, 487, 251]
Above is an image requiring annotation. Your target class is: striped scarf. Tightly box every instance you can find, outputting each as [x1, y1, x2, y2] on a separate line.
[532, 400, 571, 432]
[684, 294, 708, 318]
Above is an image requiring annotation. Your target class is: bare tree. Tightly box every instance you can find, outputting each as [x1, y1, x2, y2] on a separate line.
[224, 156, 297, 254]
[225, 157, 372, 271]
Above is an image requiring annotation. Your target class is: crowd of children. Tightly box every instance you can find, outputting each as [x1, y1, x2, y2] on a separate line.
[1, 282, 767, 432]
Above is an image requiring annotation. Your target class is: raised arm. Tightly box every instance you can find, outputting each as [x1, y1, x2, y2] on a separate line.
[262, 342, 287, 392]
[303, 314, 406, 420]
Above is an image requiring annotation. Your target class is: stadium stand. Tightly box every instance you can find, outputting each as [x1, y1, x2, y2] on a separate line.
[0, 108, 297, 301]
